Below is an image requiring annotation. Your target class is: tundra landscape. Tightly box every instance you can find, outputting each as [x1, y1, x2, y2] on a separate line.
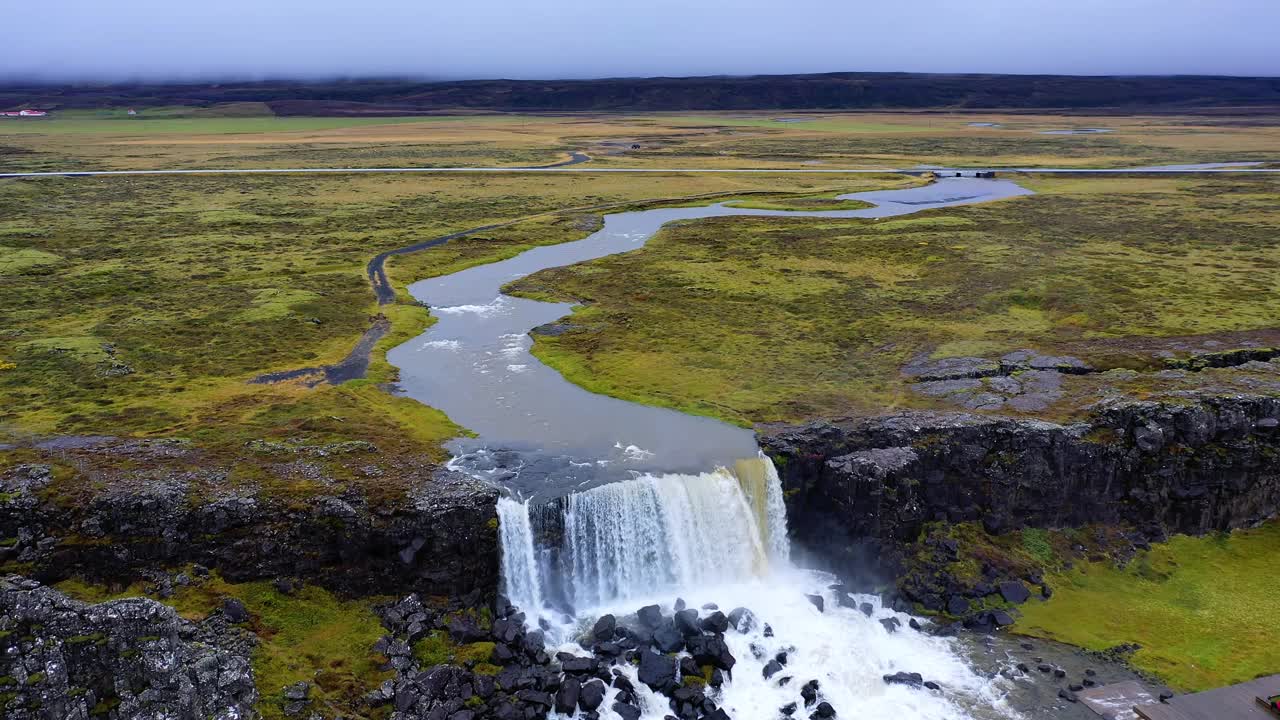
[3, 25, 1280, 720]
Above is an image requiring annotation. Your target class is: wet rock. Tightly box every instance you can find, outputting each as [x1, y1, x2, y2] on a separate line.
[675, 608, 702, 635]
[946, 596, 969, 616]
[763, 659, 784, 679]
[801, 679, 820, 706]
[883, 671, 924, 687]
[806, 594, 825, 612]
[653, 622, 685, 654]
[879, 617, 901, 634]
[638, 604, 664, 629]
[687, 635, 736, 672]
[593, 614, 617, 641]
[560, 655, 598, 675]
[924, 680, 941, 691]
[726, 607, 755, 633]
[859, 602, 874, 617]
[811, 701, 837, 718]
[1058, 688, 1079, 703]
[908, 618, 922, 631]
[700, 610, 729, 633]
[638, 650, 678, 691]
[556, 676, 581, 714]
[613, 701, 642, 720]
[781, 702, 798, 716]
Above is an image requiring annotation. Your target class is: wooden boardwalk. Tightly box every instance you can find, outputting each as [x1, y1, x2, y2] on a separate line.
[1134, 674, 1280, 720]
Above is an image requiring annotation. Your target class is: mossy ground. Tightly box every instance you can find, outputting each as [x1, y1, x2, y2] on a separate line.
[5, 109, 1280, 173]
[1015, 521, 1280, 692]
[507, 174, 1280, 425]
[0, 171, 886, 500]
[56, 573, 392, 719]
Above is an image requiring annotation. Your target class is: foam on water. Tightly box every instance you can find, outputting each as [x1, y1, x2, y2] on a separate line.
[498, 457, 1021, 720]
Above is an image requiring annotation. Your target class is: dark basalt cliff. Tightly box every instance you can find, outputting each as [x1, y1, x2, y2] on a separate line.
[1, 576, 258, 720]
[759, 394, 1280, 583]
[1, 458, 500, 601]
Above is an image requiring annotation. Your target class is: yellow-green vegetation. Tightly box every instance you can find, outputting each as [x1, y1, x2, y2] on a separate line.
[0, 245, 61, 273]
[6, 109, 1280, 173]
[0, 169, 889, 500]
[413, 630, 500, 676]
[507, 174, 1280, 424]
[56, 573, 392, 720]
[1016, 521, 1280, 692]
[723, 194, 875, 211]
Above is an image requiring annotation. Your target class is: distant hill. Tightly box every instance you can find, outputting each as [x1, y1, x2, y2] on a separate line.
[4, 73, 1280, 114]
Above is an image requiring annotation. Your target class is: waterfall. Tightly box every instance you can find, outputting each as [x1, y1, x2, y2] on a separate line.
[496, 454, 1021, 720]
[496, 496, 545, 614]
[497, 454, 789, 616]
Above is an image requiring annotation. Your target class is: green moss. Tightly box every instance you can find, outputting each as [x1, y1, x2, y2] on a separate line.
[65, 633, 106, 645]
[412, 630, 496, 670]
[24, 672, 46, 685]
[1016, 520, 1280, 692]
[90, 698, 120, 716]
[1020, 528, 1055, 567]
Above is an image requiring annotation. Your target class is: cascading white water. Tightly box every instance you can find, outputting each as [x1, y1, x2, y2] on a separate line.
[497, 456, 787, 619]
[496, 495, 545, 616]
[497, 456, 1020, 720]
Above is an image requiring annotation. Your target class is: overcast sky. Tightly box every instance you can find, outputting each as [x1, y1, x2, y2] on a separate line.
[3, 0, 1278, 82]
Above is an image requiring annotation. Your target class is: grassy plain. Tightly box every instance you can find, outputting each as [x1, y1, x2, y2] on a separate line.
[1015, 522, 1280, 692]
[0, 169, 895, 488]
[507, 174, 1280, 424]
[4, 107, 1280, 172]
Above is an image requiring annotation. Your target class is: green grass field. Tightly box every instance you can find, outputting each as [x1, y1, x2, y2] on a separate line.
[5, 108, 1280, 172]
[1016, 522, 1280, 691]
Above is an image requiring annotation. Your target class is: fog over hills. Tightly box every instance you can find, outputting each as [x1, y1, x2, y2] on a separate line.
[2, 0, 1278, 82]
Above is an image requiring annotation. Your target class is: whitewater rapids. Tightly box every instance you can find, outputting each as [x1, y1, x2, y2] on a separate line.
[497, 457, 1021, 720]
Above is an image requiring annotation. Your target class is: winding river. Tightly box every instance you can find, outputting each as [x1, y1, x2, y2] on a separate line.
[387, 177, 1033, 498]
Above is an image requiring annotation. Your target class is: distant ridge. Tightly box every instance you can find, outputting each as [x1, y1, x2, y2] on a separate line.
[4, 72, 1280, 114]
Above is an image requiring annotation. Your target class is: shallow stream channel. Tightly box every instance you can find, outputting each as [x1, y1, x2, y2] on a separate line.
[387, 178, 1133, 720]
